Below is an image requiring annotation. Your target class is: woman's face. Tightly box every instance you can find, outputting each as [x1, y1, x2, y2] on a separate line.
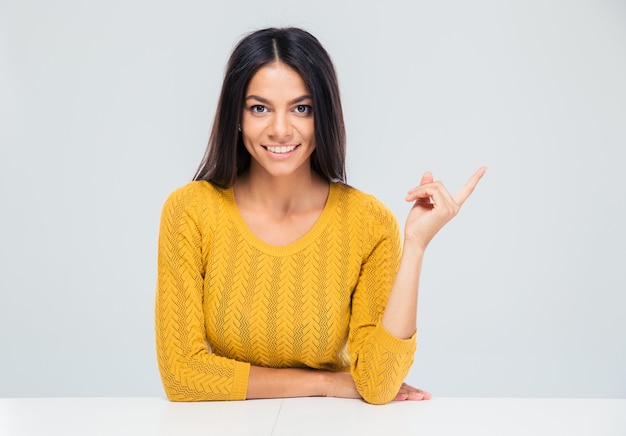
[241, 62, 316, 179]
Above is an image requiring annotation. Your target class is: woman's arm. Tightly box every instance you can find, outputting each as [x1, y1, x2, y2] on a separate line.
[245, 367, 356, 399]
[156, 185, 251, 401]
[247, 366, 429, 400]
[382, 168, 487, 339]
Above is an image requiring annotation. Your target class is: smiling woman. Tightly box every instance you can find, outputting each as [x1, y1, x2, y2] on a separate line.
[155, 27, 485, 405]
[240, 64, 316, 180]
[192, 27, 346, 189]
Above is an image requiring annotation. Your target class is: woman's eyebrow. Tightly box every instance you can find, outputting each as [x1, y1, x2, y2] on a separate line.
[245, 95, 312, 105]
[289, 95, 312, 104]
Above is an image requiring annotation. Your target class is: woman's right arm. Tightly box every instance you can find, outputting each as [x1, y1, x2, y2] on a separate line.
[246, 367, 357, 399]
[156, 186, 251, 401]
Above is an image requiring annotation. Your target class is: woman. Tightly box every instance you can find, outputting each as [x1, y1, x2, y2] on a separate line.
[155, 27, 486, 404]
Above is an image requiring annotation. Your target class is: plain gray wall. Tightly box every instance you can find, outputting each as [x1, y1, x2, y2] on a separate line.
[1, 0, 625, 398]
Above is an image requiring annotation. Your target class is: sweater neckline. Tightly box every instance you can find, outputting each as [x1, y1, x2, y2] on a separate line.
[223, 182, 340, 257]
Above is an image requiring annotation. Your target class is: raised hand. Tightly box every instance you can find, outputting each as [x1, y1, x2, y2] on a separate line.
[403, 167, 487, 249]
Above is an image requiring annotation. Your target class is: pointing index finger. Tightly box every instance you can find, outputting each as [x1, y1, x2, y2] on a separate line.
[454, 166, 488, 206]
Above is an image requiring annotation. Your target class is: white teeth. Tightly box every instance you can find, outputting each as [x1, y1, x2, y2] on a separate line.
[266, 145, 297, 154]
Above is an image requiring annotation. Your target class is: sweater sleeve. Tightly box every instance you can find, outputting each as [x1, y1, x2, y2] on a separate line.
[155, 184, 250, 401]
[348, 200, 417, 405]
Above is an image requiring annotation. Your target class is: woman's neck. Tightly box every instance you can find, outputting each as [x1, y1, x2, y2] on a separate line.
[234, 167, 329, 217]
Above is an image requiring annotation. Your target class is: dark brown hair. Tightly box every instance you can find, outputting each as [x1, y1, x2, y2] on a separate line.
[193, 27, 346, 187]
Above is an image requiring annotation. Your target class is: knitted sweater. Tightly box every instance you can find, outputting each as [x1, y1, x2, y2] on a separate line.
[155, 181, 417, 404]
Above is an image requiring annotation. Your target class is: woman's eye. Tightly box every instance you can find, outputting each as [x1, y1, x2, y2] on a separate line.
[294, 105, 312, 115]
[251, 105, 267, 113]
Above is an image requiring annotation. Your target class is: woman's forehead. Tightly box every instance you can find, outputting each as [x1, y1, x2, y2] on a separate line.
[246, 63, 311, 100]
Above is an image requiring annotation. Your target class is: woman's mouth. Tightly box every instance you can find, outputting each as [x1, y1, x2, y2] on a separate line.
[264, 145, 299, 154]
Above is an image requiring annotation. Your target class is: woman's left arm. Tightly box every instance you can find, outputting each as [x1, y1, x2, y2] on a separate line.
[382, 167, 487, 339]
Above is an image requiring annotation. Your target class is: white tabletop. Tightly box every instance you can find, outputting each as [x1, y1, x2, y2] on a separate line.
[1, 396, 625, 436]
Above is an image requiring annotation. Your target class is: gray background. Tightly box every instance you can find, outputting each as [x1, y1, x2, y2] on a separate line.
[1, 0, 625, 398]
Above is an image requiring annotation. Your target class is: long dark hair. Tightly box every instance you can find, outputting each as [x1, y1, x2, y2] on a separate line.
[193, 27, 346, 188]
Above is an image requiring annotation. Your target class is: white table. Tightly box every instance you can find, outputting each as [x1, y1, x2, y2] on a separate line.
[1, 397, 625, 435]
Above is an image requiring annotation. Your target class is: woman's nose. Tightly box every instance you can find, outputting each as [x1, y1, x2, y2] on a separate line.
[268, 113, 292, 139]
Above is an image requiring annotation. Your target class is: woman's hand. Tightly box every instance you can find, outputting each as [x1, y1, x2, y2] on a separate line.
[393, 382, 432, 401]
[404, 167, 487, 249]
[324, 372, 432, 402]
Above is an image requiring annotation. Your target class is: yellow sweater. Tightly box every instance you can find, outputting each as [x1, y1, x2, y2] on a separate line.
[155, 181, 417, 404]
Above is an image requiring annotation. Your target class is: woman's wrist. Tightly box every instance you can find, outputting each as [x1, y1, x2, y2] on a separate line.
[320, 371, 362, 399]
[402, 236, 427, 257]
